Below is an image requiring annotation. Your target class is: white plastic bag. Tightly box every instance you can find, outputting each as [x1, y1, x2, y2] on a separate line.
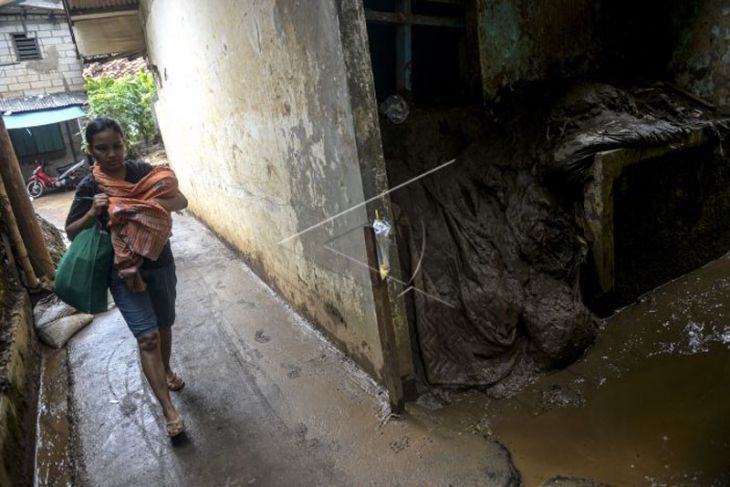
[372, 214, 392, 280]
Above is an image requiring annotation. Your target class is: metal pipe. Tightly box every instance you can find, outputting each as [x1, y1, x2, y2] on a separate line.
[60, 0, 81, 59]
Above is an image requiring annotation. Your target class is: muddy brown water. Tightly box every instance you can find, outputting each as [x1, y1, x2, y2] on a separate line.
[490, 255, 730, 486]
[423, 255, 730, 486]
[491, 347, 729, 486]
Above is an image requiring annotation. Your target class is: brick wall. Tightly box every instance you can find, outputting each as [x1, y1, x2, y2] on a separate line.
[0, 14, 84, 98]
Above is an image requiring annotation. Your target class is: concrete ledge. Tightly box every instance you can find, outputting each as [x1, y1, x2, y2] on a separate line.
[0, 289, 39, 487]
[584, 128, 710, 294]
[34, 347, 76, 487]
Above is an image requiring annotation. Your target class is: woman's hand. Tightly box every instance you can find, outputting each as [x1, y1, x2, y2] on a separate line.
[88, 193, 109, 217]
[66, 193, 108, 240]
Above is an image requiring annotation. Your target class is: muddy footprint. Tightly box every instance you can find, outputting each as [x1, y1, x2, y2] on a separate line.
[281, 363, 301, 378]
[254, 329, 271, 343]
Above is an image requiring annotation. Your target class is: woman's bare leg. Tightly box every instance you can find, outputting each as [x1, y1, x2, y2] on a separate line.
[137, 330, 179, 424]
[159, 327, 173, 374]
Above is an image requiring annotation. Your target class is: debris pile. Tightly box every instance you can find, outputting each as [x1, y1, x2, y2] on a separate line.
[383, 82, 730, 388]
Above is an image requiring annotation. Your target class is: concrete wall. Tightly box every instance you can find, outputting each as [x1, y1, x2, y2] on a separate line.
[476, 0, 599, 99]
[671, 0, 730, 109]
[140, 0, 411, 382]
[0, 14, 84, 98]
[475, 0, 704, 101]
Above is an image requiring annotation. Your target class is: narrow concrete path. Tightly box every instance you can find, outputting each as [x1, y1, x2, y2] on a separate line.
[36, 192, 518, 487]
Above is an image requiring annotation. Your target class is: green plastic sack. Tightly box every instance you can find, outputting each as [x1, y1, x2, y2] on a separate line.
[54, 226, 113, 314]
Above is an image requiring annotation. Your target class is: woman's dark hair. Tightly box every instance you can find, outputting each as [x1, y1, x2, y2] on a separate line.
[84, 117, 124, 165]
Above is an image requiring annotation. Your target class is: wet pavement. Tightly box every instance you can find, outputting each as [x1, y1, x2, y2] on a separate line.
[34, 192, 518, 487]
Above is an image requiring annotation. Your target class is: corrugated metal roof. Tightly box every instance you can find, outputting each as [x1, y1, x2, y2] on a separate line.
[0, 0, 63, 11]
[0, 91, 87, 114]
[3, 105, 84, 128]
[21, 0, 64, 10]
[66, 0, 137, 13]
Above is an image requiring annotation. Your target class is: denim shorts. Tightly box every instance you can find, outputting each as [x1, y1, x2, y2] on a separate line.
[109, 263, 177, 338]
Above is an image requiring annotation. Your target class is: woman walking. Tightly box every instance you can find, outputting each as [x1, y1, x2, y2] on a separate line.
[65, 117, 188, 437]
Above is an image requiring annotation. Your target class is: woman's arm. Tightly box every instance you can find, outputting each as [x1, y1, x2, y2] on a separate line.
[66, 194, 108, 240]
[155, 190, 188, 213]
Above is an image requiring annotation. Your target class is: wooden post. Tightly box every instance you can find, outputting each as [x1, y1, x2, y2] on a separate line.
[364, 226, 405, 413]
[0, 117, 55, 280]
[0, 171, 40, 289]
[395, 0, 412, 93]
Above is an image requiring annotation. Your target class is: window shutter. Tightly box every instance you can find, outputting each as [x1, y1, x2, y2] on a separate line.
[11, 33, 42, 61]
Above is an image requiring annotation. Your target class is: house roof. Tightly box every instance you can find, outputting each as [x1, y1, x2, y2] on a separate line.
[0, 0, 63, 11]
[65, 0, 137, 14]
[0, 91, 87, 114]
[3, 105, 84, 129]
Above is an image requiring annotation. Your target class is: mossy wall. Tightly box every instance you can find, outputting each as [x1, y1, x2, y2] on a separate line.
[0, 245, 38, 487]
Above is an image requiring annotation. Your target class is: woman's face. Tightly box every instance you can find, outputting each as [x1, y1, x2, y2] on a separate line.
[88, 129, 126, 172]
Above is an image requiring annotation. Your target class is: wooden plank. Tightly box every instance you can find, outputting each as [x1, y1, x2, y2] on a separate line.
[415, 0, 464, 4]
[69, 9, 138, 20]
[395, 0, 412, 92]
[364, 226, 405, 413]
[364, 9, 463, 28]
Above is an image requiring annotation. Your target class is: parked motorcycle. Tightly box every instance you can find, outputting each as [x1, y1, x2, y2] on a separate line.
[26, 159, 89, 198]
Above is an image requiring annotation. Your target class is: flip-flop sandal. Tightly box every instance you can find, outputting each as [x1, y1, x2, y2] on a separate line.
[167, 373, 185, 391]
[166, 416, 185, 437]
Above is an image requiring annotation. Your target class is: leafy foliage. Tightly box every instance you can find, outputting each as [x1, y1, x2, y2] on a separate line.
[84, 70, 158, 150]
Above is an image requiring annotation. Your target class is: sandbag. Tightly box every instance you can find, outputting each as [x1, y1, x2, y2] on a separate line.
[36, 314, 94, 348]
[33, 294, 77, 328]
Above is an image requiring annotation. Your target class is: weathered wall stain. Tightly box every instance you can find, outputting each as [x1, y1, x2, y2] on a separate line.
[26, 45, 59, 74]
[671, 0, 730, 108]
[140, 0, 391, 380]
[476, 0, 721, 102]
[477, 0, 598, 99]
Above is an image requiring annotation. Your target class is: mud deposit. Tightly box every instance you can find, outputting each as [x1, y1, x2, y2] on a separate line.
[383, 83, 730, 390]
[37, 215, 66, 265]
[455, 254, 730, 486]
[385, 106, 596, 387]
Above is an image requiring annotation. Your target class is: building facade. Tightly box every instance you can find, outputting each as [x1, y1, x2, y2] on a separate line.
[1, 0, 85, 180]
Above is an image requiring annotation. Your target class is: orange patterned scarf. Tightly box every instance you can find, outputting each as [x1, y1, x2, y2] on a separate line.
[93, 164, 178, 292]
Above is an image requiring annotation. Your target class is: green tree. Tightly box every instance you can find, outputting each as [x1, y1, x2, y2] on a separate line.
[84, 70, 158, 150]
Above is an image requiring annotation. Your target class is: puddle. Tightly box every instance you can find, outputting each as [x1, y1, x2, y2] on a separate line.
[427, 255, 730, 486]
[491, 346, 730, 486]
[486, 256, 730, 486]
